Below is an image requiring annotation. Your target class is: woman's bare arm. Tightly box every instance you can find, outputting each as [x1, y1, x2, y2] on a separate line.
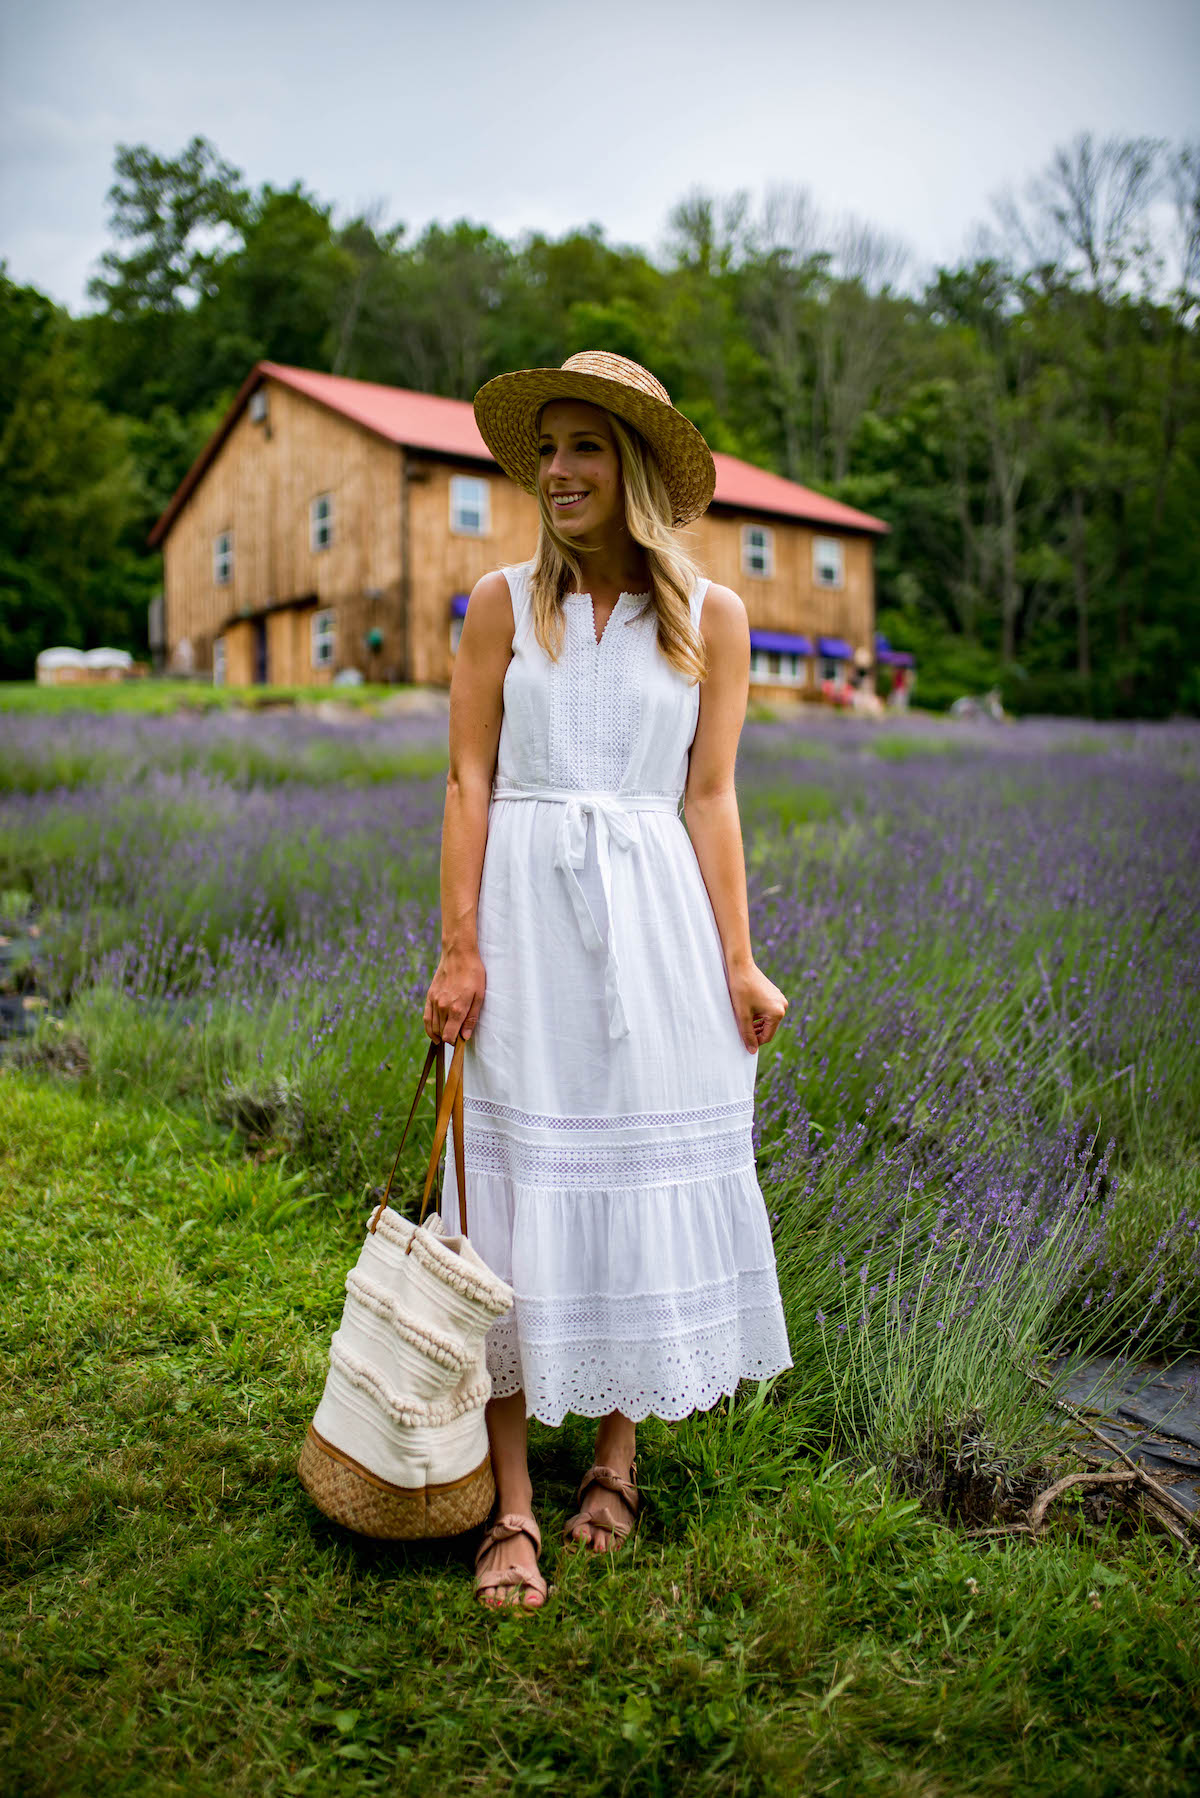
[683, 583, 787, 1051]
[423, 570, 513, 1044]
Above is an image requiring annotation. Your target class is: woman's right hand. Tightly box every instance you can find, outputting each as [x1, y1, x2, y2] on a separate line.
[423, 946, 486, 1044]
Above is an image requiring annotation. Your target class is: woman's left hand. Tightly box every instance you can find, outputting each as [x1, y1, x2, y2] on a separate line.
[726, 960, 788, 1052]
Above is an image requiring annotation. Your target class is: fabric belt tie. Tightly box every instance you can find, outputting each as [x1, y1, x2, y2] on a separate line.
[490, 785, 682, 1039]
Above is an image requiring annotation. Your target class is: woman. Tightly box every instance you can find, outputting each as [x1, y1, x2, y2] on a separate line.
[423, 352, 793, 1609]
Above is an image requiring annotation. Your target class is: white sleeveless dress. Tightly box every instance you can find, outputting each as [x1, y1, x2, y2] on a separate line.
[439, 559, 792, 1424]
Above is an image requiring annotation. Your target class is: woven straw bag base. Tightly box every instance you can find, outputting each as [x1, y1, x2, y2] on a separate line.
[298, 1425, 495, 1540]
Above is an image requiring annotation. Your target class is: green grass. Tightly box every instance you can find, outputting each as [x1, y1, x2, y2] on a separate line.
[2, 1074, 1198, 1797]
[0, 681, 404, 715]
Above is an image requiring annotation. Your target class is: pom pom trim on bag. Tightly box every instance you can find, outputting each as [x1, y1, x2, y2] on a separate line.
[374, 1210, 514, 1316]
[343, 1268, 477, 1375]
[328, 1338, 493, 1428]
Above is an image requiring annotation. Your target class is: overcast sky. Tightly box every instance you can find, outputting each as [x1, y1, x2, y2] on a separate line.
[1, 0, 1197, 312]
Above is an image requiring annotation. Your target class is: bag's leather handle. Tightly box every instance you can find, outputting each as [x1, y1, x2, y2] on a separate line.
[368, 1036, 468, 1239]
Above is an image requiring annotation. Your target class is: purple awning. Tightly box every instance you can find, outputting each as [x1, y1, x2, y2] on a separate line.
[876, 632, 915, 667]
[450, 593, 469, 618]
[749, 629, 813, 656]
[817, 636, 854, 660]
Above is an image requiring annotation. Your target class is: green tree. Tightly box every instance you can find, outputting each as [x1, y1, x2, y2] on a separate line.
[84, 136, 251, 418]
[0, 274, 149, 677]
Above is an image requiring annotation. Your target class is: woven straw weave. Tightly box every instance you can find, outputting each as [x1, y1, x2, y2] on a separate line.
[298, 1426, 495, 1539]
[474, 351, 716, 527]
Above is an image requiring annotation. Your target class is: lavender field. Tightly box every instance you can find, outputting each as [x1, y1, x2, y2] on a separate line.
[3, 705, 1199, 1489]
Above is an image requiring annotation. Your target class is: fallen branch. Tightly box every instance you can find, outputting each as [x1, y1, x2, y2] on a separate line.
[1025, 1365, 1200, 1546]
[1027, 1469, 1137, 1534]
[1075, 1449, 1196, 1552]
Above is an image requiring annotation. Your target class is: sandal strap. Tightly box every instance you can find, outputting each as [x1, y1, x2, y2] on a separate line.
[574, 1463, 639, 1514]
[475, 1565, 549, 1601]
[564, 1501, 633, 1542]
[474, 1511, 542, 1567]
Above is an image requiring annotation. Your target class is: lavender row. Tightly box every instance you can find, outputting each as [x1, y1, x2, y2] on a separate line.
[2, 709, 1197, 1463]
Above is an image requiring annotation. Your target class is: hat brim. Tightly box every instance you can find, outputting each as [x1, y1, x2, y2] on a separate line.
[473, 367, 716, 528]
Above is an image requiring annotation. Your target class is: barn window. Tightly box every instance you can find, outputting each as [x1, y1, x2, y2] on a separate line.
[741, 525, 774, 578]
[311, 608, 336, 669]
[310, 493, 334, 552]
[213, 530, 233, 585]
[213, 636, 227, 686]
[450, 476, 490, 537]
[813, 536, 844, 587]
[751, 650, 805, 685]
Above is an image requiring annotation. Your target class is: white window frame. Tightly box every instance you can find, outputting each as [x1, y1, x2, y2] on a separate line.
[311, 608, 336, 670]
[751, 649, 807, 686]
[741, 524, 774, 578]
[813, 535, 844, 588]
[821, 655, 842, 683]
[212, 635, 227, 686]
[450, 475, 490, 537]
[751, 645, 809, 685]
[213, 530, 233, 586]
[310, 493, 334, 552]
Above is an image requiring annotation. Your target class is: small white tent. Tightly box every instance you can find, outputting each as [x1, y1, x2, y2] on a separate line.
[36, 646, 135, 685]
[82, 648, 133, 672]
[35, 648, 87, 685]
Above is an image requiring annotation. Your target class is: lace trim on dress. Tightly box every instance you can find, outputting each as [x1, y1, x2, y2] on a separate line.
[465, 1124, 755, 1189]
[514, 1267, 785, 1340]
[480, 1276, 793, 1425]
[463, 1095, 753, 1132]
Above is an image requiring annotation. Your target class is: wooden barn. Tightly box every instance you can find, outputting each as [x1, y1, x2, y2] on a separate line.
[149, 362, 889, 697]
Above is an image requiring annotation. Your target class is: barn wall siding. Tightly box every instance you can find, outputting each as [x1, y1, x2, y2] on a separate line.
[162, 381, 402, 680]
[405, 460, 539, 684]
[692, 513, 875, 649]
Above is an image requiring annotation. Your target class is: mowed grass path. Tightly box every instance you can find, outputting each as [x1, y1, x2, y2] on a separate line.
[2, 1076, 1198, 1797]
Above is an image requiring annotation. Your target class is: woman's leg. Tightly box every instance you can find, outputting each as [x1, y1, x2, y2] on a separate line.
[568, 1409, 638, 1553]
[477, 1390, 543, 1607]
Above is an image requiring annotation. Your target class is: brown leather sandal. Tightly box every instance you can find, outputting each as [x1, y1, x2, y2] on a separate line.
[474, 1512, 548, 1610]
[563, 1462, 640, 1553]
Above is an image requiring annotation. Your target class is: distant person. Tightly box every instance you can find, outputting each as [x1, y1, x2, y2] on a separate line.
[851, 673, 884, 719]
[890, 666, 909, 711]
[422, 353, 792, 1609]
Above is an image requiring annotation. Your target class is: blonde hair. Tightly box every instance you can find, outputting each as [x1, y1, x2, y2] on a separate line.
[528, 409, 708, 683]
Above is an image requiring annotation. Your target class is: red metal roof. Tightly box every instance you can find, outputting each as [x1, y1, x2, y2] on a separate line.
[149, 360, 890, 545]
[709, 451, 887, 533]
[259, 363, 493, 463]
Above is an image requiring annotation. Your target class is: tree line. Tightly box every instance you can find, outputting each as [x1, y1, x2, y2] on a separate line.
[2, 132, 1197, 713]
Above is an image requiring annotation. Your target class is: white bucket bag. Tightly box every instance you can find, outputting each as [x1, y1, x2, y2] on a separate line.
[298, 1036, 513, 1538]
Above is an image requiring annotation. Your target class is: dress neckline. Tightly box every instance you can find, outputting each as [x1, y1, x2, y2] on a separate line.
[565, 590, 652, 649]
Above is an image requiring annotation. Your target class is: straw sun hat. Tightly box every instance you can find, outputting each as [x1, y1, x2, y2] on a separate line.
[473, 351, 716, 528]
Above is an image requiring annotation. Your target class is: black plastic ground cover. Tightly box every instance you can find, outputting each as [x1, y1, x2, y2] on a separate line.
[1054, 1354, 1200, 1515]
